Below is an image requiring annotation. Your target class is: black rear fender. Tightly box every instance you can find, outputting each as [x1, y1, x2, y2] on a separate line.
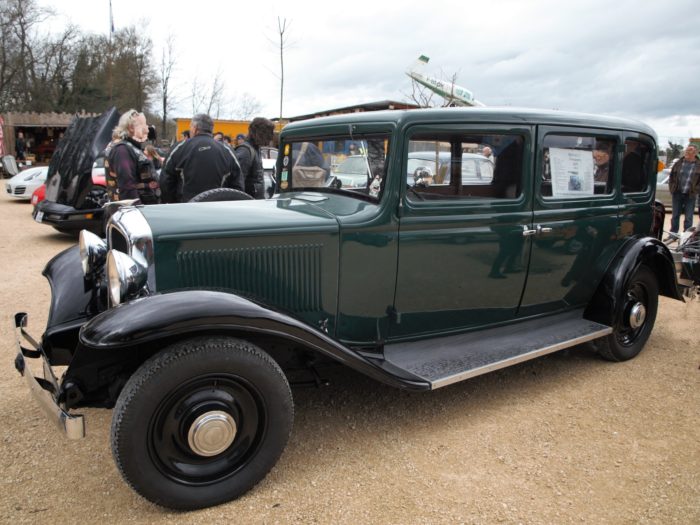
[585, 236, 681, 327]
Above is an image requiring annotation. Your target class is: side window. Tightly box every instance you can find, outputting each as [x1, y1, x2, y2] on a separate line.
[406, 133, 524, 200]
[541, 135, 615, 198]
[622, 139, 651, 193]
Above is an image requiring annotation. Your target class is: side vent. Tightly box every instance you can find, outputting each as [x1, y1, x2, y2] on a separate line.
[177, 244, 323, 312]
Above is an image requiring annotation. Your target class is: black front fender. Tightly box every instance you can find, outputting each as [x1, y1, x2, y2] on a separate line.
[79, 290, 429, 390]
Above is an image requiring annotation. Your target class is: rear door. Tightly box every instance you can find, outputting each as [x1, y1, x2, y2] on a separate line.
[519, 126, 621, 315]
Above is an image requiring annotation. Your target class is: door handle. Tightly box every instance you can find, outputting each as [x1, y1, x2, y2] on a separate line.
[522, 226, 537, 237]
[537, 225, 553, 235]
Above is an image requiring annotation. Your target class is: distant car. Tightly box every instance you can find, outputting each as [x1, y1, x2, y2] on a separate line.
[407, 151, 493, 187]
[31, 162, 106, 210]
[656, 168, 671, 207]
[5, 166, 48, 200]
[331, 155, 371, 188]
[33, 107, 119, 237]
[260, 147, 278, 198]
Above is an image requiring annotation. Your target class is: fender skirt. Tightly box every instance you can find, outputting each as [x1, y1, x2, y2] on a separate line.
[585, 236, 682, 327]
[79, 290, 430, 391]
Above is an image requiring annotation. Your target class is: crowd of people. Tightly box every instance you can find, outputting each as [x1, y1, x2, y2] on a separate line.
[103, 110, 276, 205]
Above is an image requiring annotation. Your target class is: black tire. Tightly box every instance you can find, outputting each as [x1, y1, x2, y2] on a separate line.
[111, 336, 293, 510]
[189, 188, 253, 203]
[596, 265, 658, 362]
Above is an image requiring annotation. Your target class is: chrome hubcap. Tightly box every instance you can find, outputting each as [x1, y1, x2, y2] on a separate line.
[629, 302, 646, 329]
[187, 410, 237, 457]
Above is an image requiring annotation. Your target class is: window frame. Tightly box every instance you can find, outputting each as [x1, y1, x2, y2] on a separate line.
[402, 124, 532, 208]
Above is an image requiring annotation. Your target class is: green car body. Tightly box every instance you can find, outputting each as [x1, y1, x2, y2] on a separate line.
[14, 107, 681, 510]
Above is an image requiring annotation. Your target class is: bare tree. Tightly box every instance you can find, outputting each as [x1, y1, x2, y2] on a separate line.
[276, 17, 290, 122]
[232, 92, 263, 120]
[157, 34, 178, 140]
[206, 70, 226, 118]
[189, 69, 228, 118]
[404, 79, 436, 108]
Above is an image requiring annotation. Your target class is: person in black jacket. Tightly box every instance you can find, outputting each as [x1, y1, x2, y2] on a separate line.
[104, 110, 159, 204]
[235, 117, 275, 199]
[160, 113, 243, 203]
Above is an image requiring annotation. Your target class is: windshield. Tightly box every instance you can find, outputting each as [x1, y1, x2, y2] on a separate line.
[279, 134, 390, 201]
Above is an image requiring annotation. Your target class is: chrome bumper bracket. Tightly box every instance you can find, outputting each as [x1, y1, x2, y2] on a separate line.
[13, 312, 85, 440]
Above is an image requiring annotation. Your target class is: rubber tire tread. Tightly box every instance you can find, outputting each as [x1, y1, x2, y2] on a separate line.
[188, 187, 253, 202]
[110, 336, 293, 510]
[596, 265, 659, 362]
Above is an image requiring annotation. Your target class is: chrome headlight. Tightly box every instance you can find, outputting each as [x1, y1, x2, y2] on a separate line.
[79, 230, 108, 277]
[106, 250, 148, 306]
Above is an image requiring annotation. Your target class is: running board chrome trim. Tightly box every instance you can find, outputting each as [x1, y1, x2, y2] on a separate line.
[430, 327, 611, 389]
[382, 309, 613, 390]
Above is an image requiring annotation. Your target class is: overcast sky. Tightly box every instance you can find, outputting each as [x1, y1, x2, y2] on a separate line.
[42, 0, 700, 145]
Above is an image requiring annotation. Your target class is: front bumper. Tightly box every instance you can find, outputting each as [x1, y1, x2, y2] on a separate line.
[33, 200, 104, 235]
[13, 312, 85, 439]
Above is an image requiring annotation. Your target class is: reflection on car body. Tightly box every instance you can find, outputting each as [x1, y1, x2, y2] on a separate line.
[331, 155, 371, 188]
[407, 151, 493, 187]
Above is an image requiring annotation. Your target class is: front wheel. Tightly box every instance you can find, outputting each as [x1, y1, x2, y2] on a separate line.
[111, 337, 293, 510]
[596, 265, 659, 362]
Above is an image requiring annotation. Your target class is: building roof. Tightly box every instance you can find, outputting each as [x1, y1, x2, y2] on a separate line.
[2, 111, 97, 127]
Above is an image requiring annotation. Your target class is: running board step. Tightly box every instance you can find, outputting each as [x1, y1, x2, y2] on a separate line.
[382, 310, 612, 390]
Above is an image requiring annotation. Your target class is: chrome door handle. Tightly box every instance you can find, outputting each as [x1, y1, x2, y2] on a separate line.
[522, 226, 537, 237]
[537, 225, 553, 235]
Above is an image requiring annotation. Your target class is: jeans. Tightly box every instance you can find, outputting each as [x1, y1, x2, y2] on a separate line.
[670, 192, 695, 232]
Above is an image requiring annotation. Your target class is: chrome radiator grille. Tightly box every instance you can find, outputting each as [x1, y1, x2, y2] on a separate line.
[177, 244, 323, 312]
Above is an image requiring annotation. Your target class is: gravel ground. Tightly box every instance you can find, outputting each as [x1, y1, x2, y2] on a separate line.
[0, 194, 698, 524]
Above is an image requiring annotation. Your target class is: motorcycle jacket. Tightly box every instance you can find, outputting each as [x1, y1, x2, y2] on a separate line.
[235, 141, 265, 199]
[161, 133, 243, 203]
[105, 138, 159, 204]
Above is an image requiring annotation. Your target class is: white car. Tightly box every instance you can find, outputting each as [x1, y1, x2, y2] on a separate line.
[5, 166, 48, 200]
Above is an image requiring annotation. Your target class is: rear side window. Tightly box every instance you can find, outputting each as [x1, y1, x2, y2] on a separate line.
[622, 139, 652, 193]
[541, 135, 615, 198]
[406, 133, 525, 201]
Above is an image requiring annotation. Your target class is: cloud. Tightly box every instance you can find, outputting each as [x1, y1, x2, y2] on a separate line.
[41, 0, 700, 141]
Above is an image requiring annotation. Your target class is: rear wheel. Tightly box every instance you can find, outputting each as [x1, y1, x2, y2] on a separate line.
[596, 265, 658, 362]
[111, 336, 293, 510]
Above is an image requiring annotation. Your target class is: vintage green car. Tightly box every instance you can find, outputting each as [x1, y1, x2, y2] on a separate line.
[14, 108, 681, 510]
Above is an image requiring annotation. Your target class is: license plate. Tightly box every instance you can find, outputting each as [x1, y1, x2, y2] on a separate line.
[34, 211, 43, 223]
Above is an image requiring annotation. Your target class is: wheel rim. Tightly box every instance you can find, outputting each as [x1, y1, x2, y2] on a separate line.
[148, 374, 266, 485]
[617, 279, 649, 346]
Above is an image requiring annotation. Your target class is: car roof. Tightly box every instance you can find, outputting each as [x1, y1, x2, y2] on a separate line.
[283, 107, 657, 140]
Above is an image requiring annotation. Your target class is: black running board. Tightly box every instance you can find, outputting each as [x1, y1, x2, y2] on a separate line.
[382, 310, 611, 389]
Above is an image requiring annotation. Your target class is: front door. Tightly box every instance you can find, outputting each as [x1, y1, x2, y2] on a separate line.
[391, 125, 533, 340]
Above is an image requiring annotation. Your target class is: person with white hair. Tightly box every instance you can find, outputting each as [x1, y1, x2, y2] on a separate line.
[104, 109, 159, 203]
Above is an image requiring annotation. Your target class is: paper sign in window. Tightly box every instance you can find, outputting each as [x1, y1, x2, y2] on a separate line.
[549, 148, 594, 197]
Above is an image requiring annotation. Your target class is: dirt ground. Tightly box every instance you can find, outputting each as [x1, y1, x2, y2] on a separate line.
[0, 193, 698, 525]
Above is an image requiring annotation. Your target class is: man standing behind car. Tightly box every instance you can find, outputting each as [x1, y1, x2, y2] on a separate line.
[667, 144, 700, 237]
[235, 117, 275, 199]
[161, 113, 243, 202]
